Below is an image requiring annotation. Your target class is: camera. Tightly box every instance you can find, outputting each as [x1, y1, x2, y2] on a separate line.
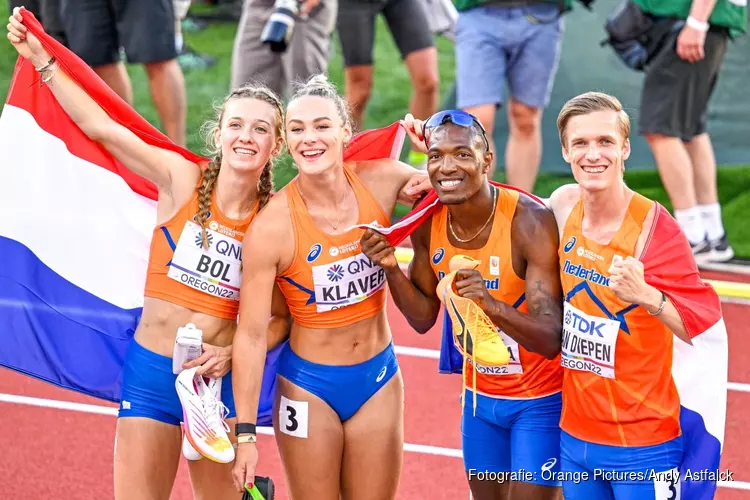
[261, 0, 300, 53]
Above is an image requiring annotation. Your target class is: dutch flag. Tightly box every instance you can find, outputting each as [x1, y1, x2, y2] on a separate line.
[0, 9, 406, 426]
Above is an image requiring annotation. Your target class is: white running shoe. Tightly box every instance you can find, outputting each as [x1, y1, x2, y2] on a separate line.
[176, 367, 234, 464]
[181, 376, 223, 461]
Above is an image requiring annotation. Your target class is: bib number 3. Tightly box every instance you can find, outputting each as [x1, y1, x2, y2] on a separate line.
[279, 395, 309, 439]
[654, 468, 681, 500]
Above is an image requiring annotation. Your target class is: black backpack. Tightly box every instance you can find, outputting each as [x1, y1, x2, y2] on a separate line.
[601, 0, 685, 71]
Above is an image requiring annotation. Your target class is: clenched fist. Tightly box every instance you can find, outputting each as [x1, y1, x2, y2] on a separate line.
[360, 228, 398, 271]
[608, 255, 663, 313]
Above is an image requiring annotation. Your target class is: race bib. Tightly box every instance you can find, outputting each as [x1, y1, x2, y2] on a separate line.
[500, 331, 523, 375]
[654, 468, 681, 500]
[311, 252, 386, 313]
[279, 395, 309, 439]
[561, 302, 620, 378]
[465, 331, 523, 376]
[167, 220, 242, 301]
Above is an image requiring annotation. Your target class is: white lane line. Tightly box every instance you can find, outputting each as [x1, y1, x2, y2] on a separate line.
[0, 392, 461, 458]
[393, 346, 750, 393]
[0, 393, 745, 488]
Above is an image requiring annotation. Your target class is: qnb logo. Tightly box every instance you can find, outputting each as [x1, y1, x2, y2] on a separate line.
[195, 232, 213, 248]
[432, 247, 445, 265]
[307, 243, 322, 263]
[541, 458, 558, 473]
[563, 236, 576, 253]
[327, 264, 345, 282]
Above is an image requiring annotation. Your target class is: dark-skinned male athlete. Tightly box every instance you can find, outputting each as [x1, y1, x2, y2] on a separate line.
[360, 110, 564, 500]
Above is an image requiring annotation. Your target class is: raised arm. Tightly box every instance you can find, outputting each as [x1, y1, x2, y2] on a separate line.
[457, 199, 563, 359]
[353, 158, 431, 212]
[7, 9, 197, 194]
[360, 218, 442, 334]
[231, 214, 283, 492]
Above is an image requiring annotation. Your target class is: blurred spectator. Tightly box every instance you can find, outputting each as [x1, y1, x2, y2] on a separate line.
[336, 0, 439, 166]
[454, 0, 565, 191]
[173, 0, 217, 70]
[58, 0, 188, 146]
[636, 0, 746, 263]
[230, 0, 337, 100]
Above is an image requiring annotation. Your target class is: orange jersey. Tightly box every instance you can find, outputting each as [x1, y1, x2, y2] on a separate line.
[558, 192, 681, 447]
[430, 187, 563, 399]
[276, 164, 390, 329]
[144, 189, 259, 320]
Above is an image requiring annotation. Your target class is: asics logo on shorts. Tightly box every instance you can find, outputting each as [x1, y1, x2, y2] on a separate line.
[541, 458, 557, 472]
[376, 365, 387, 382]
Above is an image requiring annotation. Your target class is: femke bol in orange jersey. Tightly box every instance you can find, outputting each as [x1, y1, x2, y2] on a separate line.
[547, 92, 696, 499]
[7, 7, 292, 499]
[230, 74, 431, 499]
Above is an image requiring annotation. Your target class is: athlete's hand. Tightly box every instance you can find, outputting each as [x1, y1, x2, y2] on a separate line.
[404, 113, 428, 154]
[7, 7, 49, 65]
[360, 228, 399, 271]
[232, 442, 259, 494]
[183, 343, 232, 378]
[454, 269, 493, 310]
[398, 172, 432, 204]
[676, 24, 706, 63]
[608, 256, 650, 304]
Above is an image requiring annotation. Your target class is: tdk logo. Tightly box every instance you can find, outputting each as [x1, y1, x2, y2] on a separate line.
[568, 311, 605, 337]
[432, 247, 445, 265]
[563, 236, 576, 253]
[307, 243, 322, 263]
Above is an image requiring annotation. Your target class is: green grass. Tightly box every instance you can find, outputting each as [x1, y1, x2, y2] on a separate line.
[1, 2, 747, 258]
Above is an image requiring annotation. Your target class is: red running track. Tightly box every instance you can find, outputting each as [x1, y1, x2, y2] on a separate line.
[0, 297, 749, 499]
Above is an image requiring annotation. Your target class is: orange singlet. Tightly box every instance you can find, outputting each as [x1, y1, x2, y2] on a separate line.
[558, 192, 681, 447]
[429, 186, 563, 399]
[144, 189, 258, 320]
[276, 164, 390, 329]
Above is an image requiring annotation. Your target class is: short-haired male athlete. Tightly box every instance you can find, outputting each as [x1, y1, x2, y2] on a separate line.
[360, 109, 564, 500]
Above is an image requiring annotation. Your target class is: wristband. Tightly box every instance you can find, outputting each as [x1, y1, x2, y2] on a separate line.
[648, 291, 667, 316]
[687, 16, 709, 32]
[236, 422, 257, 436]
[237, 434, 257, 444]
[34, 57, 55, 72]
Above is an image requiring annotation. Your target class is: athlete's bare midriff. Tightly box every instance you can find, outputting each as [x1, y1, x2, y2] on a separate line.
[134, 297, 237, 358]
[287, 309, 392, 366]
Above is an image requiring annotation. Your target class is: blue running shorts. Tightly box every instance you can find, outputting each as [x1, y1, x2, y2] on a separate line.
[276, 341, 399, 422]
[462, 390, 562, 486]
[118, 338, 236, 425]
[560, 430, 684, 500]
